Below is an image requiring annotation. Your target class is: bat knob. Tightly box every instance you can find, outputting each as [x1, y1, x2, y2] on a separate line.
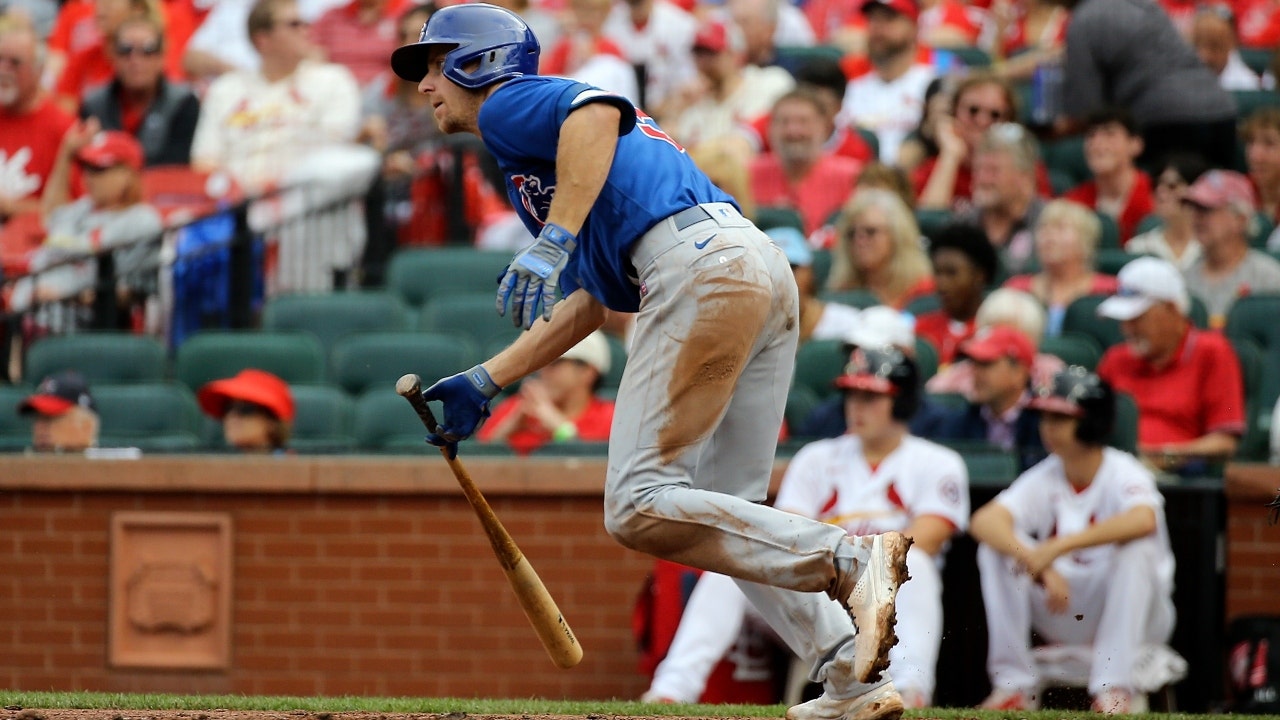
[396, 373, 423, 397]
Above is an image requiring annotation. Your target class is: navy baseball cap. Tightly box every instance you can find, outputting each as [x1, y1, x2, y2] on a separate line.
[19, 371, 96, 416]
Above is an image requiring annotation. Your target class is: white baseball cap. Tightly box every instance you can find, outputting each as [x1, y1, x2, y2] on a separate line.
[560, 331, 612, 375]
[843, 305, 915, 350]
[1096, 256, 1190, 321]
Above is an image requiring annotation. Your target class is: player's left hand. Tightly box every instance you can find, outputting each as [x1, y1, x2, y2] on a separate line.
[1039, 568, 1071, 614]
[421, 365, 502, 459]
[1021, 539, 1064, 578]
[497, 222, 576, 330]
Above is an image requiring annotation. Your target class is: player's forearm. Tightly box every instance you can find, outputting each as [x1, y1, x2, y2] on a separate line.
[903, 514, 955, 556]
[484, 289, 606, 387]
[1056, 505, 1157, 553]
[544, 103, 621, 236]
[969, 503, 1029, 561]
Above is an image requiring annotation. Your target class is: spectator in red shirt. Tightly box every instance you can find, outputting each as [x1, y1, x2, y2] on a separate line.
[1096, 256, 1245, 473]
[1004, 199, 1119, 336]
[0, 20, 75, 224]
[915, 222, 999, 364]
[478, 331, 617, 455]
[79, 16, 200, 166]
[827, 187, 934, 308]
[749, 88, 862, 236]
[1064, 108, 1155, 245]
[312, 0, 409, 87]
[1236, 0, 1280, 48]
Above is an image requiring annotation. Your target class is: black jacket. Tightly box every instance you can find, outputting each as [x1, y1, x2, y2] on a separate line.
[81, 78, 200, 167]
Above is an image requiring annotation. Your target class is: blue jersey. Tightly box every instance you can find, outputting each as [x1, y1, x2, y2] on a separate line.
[478, 76, 736, 313]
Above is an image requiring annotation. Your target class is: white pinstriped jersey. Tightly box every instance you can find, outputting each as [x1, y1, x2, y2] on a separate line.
[994, 447, 1174, 584]
[775, 434, 970, 538]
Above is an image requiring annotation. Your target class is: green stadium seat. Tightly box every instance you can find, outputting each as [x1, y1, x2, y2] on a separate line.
[1232, 90, 1280, 123]
[785, 384, 822, 439]
[95, 383, 203, 452]
[854, 126, 880, 161]
[1251, 213, 1276, 249]
[939, 440, 1019, 484]
[811, 248, 833, 289]
[1040, 332, 1103, 371]
[418, 292, 523, 352]
[289, 384, 357, 453]
[261, 291, 413, 356]
[25, 333, 166, 386]
[1109, 391, 1139, 455]
[330, 332, 479, 396]
[0, 385, 33, 451]
[1231, 338, 1269, 461]
[1042, 136, 1090, 189]
[794, 338, 846, 400]
[385, 247, 513, 308]
[774, 44, 844, 69]
[914, 208, 954, 240]
[1134, 213, 1162, 237]
[1048, 168, 1078, 197]
[1225, 296, 1280, 455]
[819, 288, 880, 309]
[1096, 212, 1121, 250]
[353, 388, 435, 451]
[601, 333, 627, 391]
[945, 45, 992, 68]
[756, 206, 806, 233]
[1240, 48, 1274, 75]
[914, 336, 939, 382]
[174, 331, 326, 392]
[1096, 249, 1140, 276]
[924, 391, 968, 412]
[905, 293, 941, 316]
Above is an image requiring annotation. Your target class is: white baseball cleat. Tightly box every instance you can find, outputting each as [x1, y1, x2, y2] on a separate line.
[846, 531, 912, 684]
[786, 681, 904, 720]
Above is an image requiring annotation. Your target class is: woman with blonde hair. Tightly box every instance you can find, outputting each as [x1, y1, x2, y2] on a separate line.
[1003, 199, 1118, 337]
[826, 188, 934, 309]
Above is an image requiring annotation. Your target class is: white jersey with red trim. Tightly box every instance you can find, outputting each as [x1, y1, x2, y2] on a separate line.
[839, 63, 935, 165]
[775, 434, 970, 538]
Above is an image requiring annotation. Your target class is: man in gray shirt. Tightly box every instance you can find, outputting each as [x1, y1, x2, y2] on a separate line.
[1182, 170, 1280, 326]
[1056, 0, 1238, 172]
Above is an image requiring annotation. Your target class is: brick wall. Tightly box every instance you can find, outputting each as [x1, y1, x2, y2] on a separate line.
[1224, 465, 1280, 621]
[1, 457, 1277, 700]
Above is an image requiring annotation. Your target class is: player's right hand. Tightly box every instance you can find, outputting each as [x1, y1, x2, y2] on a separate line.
[497, 222, 576, 330]
[421, 365, 502, 458]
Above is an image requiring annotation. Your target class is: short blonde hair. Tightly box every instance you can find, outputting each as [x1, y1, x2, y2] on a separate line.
[827, 188, 931, 301]
[976, 288, 1047, 348]
[1035, 199, 1102, 262]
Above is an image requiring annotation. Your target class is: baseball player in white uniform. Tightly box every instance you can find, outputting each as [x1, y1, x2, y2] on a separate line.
[970, 366, 1177, 715]
[645, 346, 969, 709]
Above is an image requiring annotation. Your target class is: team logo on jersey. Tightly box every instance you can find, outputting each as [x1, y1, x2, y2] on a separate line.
[510, 174, 555, 224]
[940, 477, 962, 506]
[634, 109, 685, 152]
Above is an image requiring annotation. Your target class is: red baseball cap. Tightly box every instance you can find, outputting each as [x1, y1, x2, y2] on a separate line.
[860, 0, 919, 21]
[198, 369, 295, 422]
[19, 371, 96, 417]
[1182, 169, 1257, 213]
[76, 131, 144, 172]
[959, 326, 1035, 368]
[693, 20, 738, 53]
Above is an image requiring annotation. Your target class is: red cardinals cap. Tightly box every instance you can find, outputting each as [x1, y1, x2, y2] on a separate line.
[959, 326, 1035, 368]
[860, 0, 919, 21]
[1183, 169, 1257, 213]
[693, 19, 743, 53]
[76, 131, 144, 172]
[197, 369, 295, 422]
[19, 371, 96, 416]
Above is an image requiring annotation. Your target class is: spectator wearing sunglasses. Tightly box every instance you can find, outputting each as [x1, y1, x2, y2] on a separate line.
[80, 16, 200, 167]
[913, 72, 1052, 212]
[198, 369, 295, 453]
[53, 0, 168, 113]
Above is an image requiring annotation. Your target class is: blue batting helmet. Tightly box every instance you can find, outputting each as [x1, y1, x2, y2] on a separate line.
[390, 3, 539, 88]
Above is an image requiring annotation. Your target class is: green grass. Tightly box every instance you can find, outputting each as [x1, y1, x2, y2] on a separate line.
[2, 691, 1279, 720]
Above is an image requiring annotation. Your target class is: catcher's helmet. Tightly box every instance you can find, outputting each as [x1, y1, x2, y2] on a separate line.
[390, 3, 539, 88]
[834, 345, 920, 421]
[1028, 365, 1115, 445]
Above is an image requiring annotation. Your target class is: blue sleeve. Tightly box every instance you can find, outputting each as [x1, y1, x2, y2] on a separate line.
[481, 78, 637, 166]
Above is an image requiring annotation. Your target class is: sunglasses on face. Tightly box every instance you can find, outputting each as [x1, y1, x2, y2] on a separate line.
[961, 104, 1005, 123]
[115, 42, 162, 56]
[226, 400, 274, 418]
[0, 55, 26, 69]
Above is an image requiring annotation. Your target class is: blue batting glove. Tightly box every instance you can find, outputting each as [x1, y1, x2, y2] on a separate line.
[420, 365, 502, 459]
[496, 222, 577, 330]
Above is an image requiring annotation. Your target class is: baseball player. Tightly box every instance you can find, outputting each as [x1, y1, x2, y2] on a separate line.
[389, 7, 912, 719]
[970, 366, 1177, 715]
[645, 347, 970, 709]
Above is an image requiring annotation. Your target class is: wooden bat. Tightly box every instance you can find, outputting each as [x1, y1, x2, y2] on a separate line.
[395, 373, 584, 669]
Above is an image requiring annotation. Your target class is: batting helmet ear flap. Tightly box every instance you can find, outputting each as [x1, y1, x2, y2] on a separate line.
[1029, 366, 1115, 445]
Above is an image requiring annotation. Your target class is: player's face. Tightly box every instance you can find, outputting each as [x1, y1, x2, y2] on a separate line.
[844, 389, 895, 442]
[419, 46, 485, 134]
[1038, 410, 1080, 455]
[931, 247, 984, 317]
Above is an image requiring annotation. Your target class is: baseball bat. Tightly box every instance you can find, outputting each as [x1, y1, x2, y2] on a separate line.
[395, 373, 584, 669]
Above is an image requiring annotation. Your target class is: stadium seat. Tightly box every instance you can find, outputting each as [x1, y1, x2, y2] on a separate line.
[939, 440, 1018, 484]
[24, 333, 167, 386]
[914, 208, 954, 240]
[418, 292, 523, 352]
[532, 439, 611, 457]
[905, 293, 941, 316]
[1096, 249, 1140, 276]
[1096, 212, 1121, 250]
[330, 332, 479, 396]
[924, 391, 968, 412]
[946, 45, 992, 68]
[1040, 332, 1103, 371]
[289, 384, 357, 453]
[601, 332, 628, 391]
[1251, 213, 1276, 249]
[794, 338, 846, 400]
[1240, 48, 1274, 75]
[1231, 338, 1269, 461]
[756, 206, 806, 233]
[1225, 295, 1280, 457]
[1134, 213, 1162, 237]
[0, 384, 33, 451]
[1042, 136, 1091, 189]
[262, 291, 413, 356]
[95, 383, 203, 452]
[811, 248, 832, 289]
[785, 384, 822, 438]
[385, 247, 513, 308]
[774, 44, 844, 70]
[854, 126, 880, 161]
[914, 336, 939, 382]
[1110, 391, 1139, 455]
[1232, 90, 1280, 124]
[175, 331, 327, 392]
[819, 288, 880, 309]
[353, 388, 436, 451]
